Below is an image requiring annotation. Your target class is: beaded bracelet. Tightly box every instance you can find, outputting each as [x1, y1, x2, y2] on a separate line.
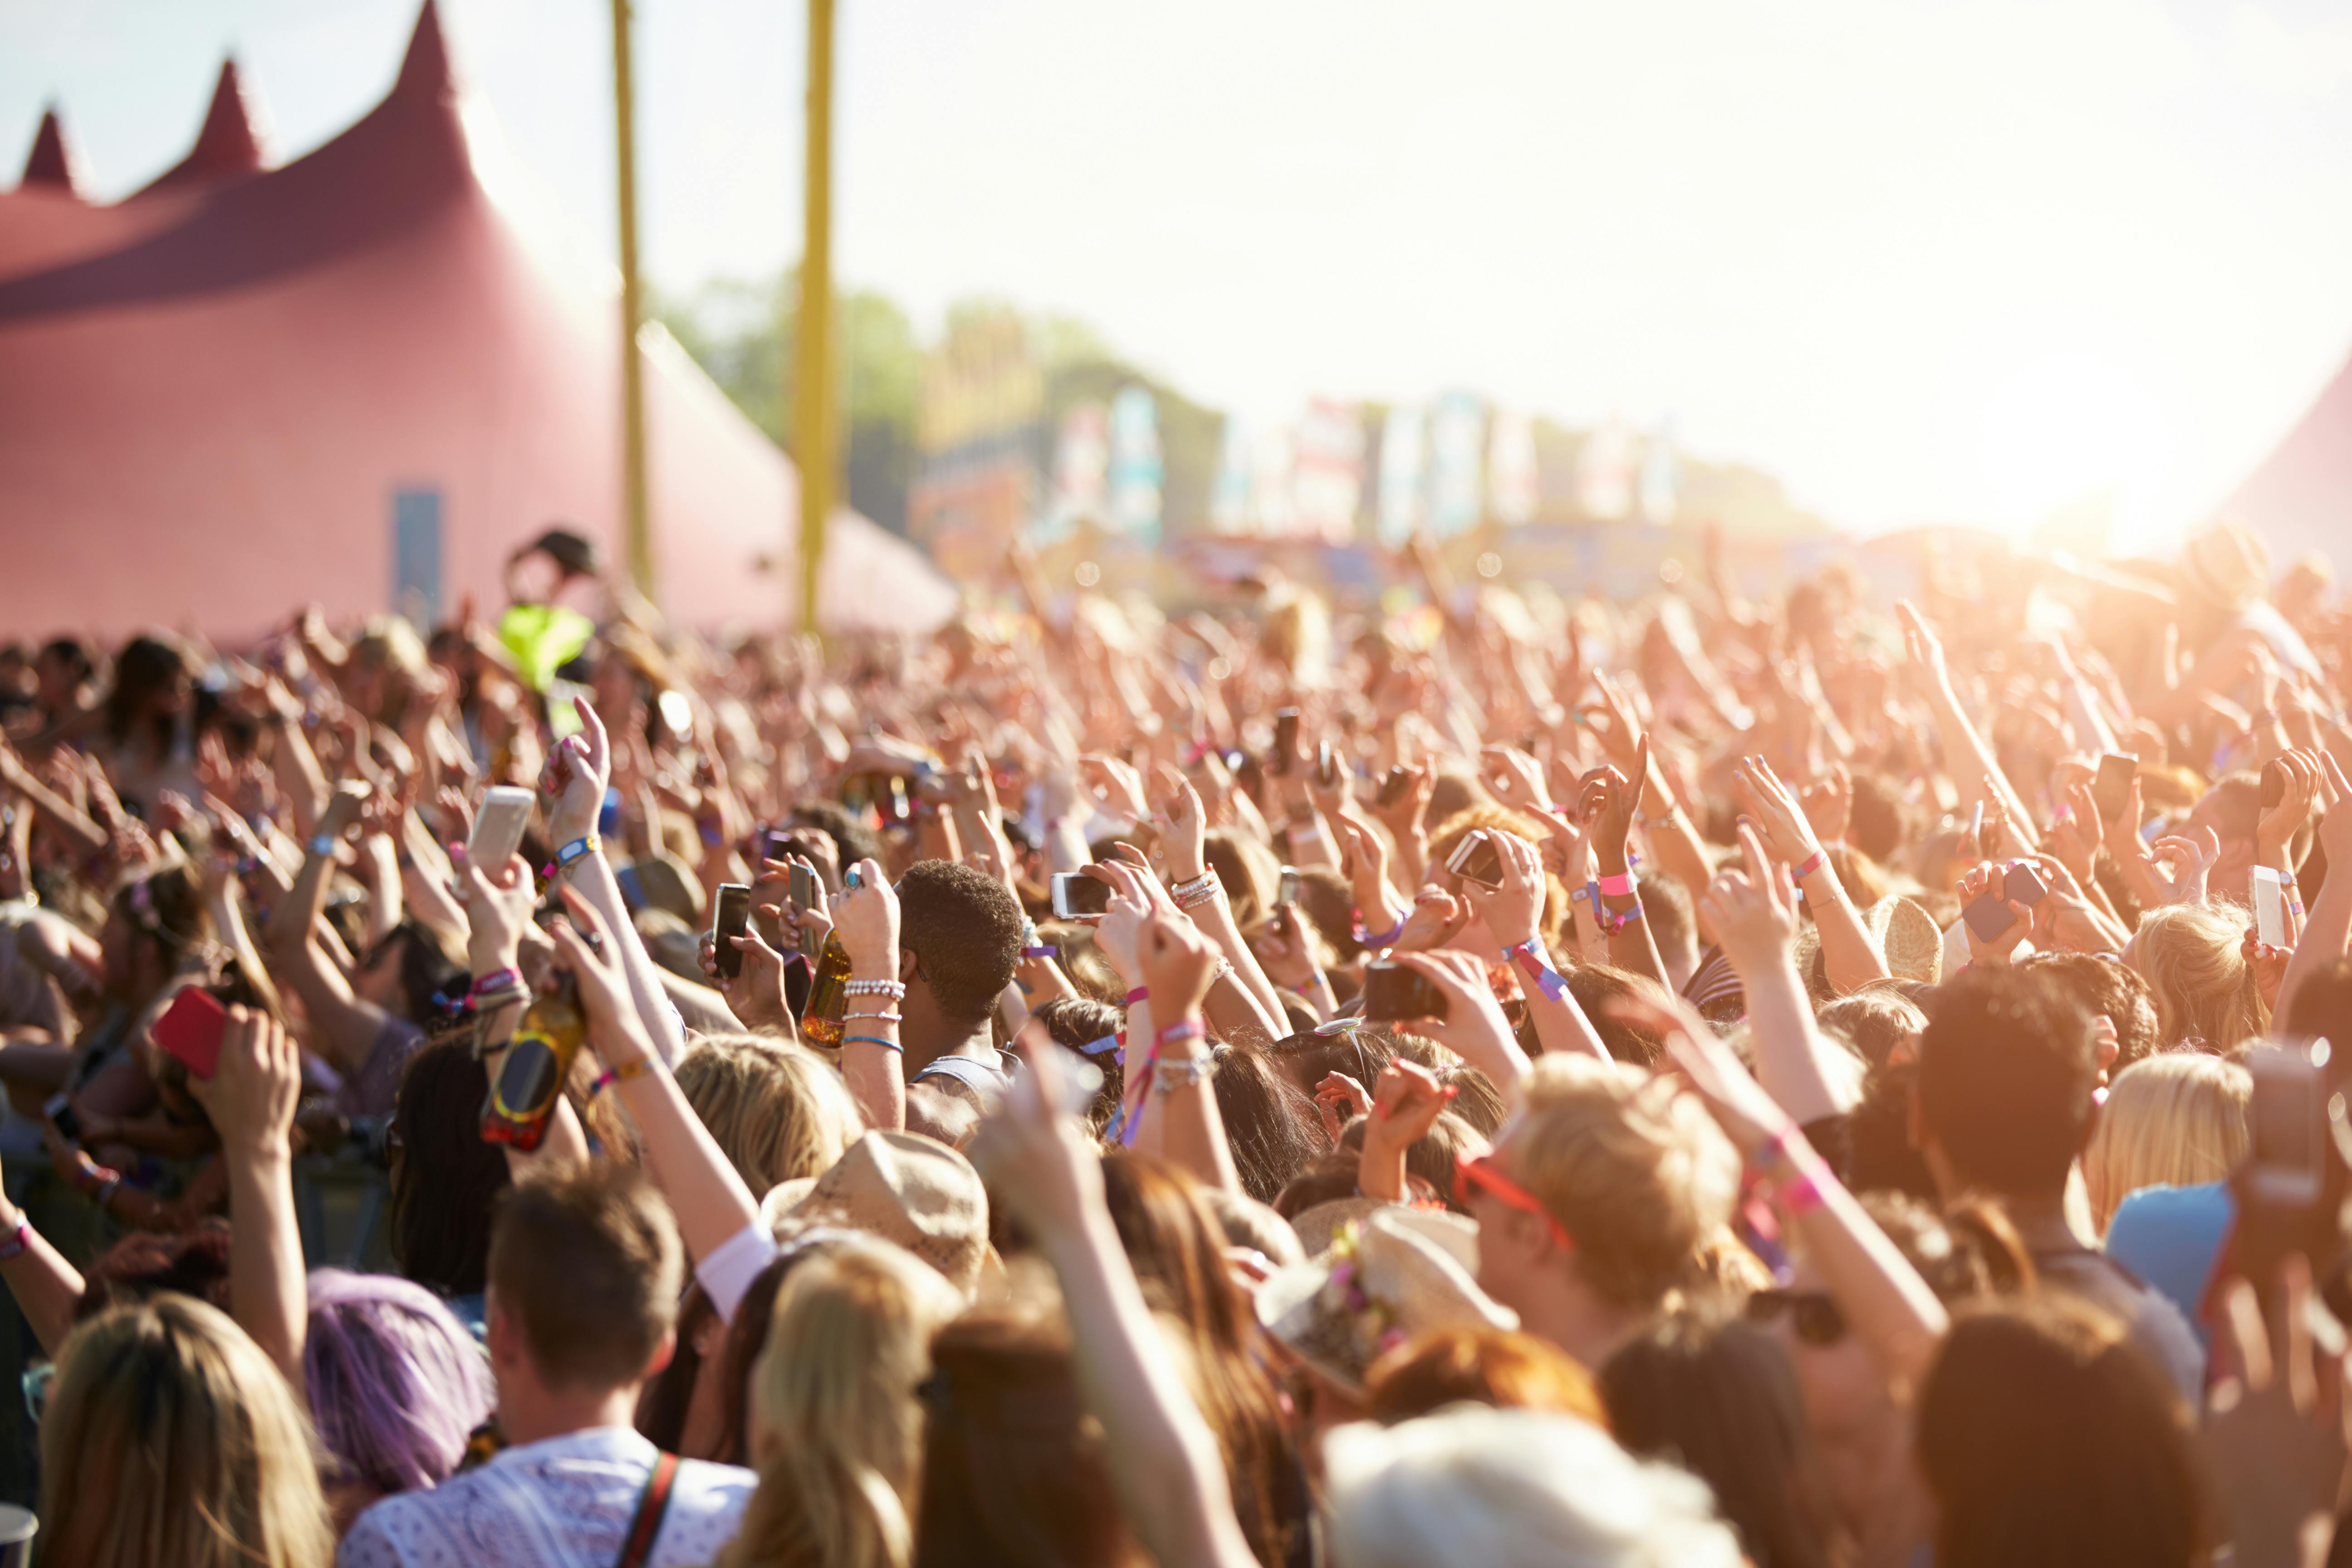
[843, 979, 906, 1000]
[1168, 870, 1218, 901]
[1152, 1054, 1217, 1093]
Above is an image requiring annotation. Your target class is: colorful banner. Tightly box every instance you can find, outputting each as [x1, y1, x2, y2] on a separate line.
[1376, 404, 1427, 547]
[1428, 391, 1486, 539]
[1487, 408, 1538, 527]
[1106, 386, 1163, 545]
[1292, 396, 1365, 544]
[1577, 417, 1636, 522]
[1040, 401, 1108, 544]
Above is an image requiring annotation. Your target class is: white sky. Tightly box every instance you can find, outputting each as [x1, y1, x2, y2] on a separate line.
[10, 0, 2352, 547]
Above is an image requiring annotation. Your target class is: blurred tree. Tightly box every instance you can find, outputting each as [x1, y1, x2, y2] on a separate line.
[658, 270, 919, 534]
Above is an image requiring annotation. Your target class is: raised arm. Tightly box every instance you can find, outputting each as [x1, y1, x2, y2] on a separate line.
[190, 1008, 309, 1392]
[543, 697, 686, 1066]
[969, 1046, 1262, 1568]
[1700, 826, 1858, 1125]
[1456, 830, 1610, 1065]
[1736, 755, 1888, 997]
[551, 891, 761, 1264]
[1898, 602, 2039, 853]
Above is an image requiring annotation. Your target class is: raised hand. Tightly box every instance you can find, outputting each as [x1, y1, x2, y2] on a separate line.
[1456, 829, 1545, 951]
[1383, 950, 1528, 1092]
[1480, 745, 1553, 815]
[830, 857, 902, 982]
[1798, 761, 1852, 848]
[1136, 906, 1220, 1020]
[1149, 763, 1208, 881]
[1733, 754, 1822, 869]
[462, 853, 535, 976]
[1955, 861, 2032, 966]
[1699, 823, 1801, 975]
[1313, 1070, 1371, 1145]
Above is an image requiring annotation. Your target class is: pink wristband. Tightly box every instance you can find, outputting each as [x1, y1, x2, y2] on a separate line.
[1125, 987, 1150, 1006]
[1156, 1020, 1205, 1047]
[1793, 849, 1826, 879]
[1595, 871, 1636, 898]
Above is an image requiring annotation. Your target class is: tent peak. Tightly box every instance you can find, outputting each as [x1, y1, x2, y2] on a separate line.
[141, 59, 270, 193]
[18, 106, 83, 197]
[392, 0, 455, 104]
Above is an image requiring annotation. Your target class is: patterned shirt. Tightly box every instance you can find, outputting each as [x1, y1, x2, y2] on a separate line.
[337, 1426, 755, 1568]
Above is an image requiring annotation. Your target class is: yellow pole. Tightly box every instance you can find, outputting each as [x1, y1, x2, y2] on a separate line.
[612, 0, 654, 603]
[795, 0, 838, 633]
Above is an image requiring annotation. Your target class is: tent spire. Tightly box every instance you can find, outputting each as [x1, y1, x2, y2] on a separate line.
[18, 106, 82, 196]
[143, 59, 269, 191]
[393, 0, 454, 103]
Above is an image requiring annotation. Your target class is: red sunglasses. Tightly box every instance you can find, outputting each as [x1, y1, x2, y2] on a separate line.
[1455, 1152, 1574, 1252]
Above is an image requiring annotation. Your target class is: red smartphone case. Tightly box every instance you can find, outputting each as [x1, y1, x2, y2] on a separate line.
[153, 987, 228, 1078]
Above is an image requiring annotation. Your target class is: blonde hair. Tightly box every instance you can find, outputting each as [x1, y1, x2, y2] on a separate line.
[1502, 1055, 1740, 1310]
[674, 1034, 864, 1193]
[720, 1235, 963, 1568]
[2083, 1053, 2250, 1233]
[2127, 902, 2265, 1052]
[41, 1295, 334, 1568]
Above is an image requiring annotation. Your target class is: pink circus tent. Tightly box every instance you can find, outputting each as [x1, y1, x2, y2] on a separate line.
[0, 2, 956, 639]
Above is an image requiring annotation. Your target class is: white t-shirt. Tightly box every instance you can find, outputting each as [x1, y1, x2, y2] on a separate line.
[337, 1426, 754, 1568]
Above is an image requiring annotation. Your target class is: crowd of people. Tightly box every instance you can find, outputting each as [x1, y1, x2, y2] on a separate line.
[0, 515, 2348, 1566]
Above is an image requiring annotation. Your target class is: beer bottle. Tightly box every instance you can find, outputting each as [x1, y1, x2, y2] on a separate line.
[799, 933, 853, 1049]
[480, 971, 586, 1151]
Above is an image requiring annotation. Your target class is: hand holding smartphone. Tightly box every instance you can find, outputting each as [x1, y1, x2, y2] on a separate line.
[1361, 961, 1450, 1023]
[468, 785, 536, 874]
[1050, 872, 1114, 920]
[713, 882, 752, 980]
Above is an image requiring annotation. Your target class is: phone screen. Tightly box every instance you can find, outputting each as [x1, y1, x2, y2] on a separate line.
[469, 786, 536, 873]
[788, 864, 820, 958]
[1362, 962, 1449, 1023]
[2003, 862, 2047, 908]
[1377, 767, 1412, 808]
[1270, 710, 1300, 774]
[2254, 866, 2288, 947]
[1962, 891, 2017, 946]
[1277, 866, 1301, 907]
[714, 883, 752, 979]
[1051, 873, 1114, 920]
[1448, 831, 1504, 889]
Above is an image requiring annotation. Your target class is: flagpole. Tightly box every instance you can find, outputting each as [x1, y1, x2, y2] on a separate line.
[612, 0, 654, 603]
[795, 0, 838, 635]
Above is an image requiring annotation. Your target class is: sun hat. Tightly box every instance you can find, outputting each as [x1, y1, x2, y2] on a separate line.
[1258, 1207, 1516, 1393]
[1793, 892, 1944, 991]
[759, 1130, 989, 1294]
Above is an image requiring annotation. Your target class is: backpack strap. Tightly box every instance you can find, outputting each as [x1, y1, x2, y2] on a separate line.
[615, 1450, 681, 1568]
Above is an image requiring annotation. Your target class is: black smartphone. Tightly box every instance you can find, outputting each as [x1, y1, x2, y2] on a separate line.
[714, 882, 752, 980]
[1962, 890, 2018, 946]
[1447, 830, 1504, 890]
[1269, 709, 1300, 775]
[787, 863, 820, 959]
[2003, 862, 2048, 908]
[1362, 962, 1450, 1024]
[1377, 766, 1413, 808]
[1051, 872, 1114, 919]
[2093, 753, 2137, 824]
[761, 828, 794, 867]
[43, 1092, 82, 1147]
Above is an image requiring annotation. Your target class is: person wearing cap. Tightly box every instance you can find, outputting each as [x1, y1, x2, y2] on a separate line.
[496, 526, 604, 695]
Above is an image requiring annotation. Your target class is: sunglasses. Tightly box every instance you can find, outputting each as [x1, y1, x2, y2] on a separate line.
[1746, 1288, 1847, 1347]
[1455, 1152, 1573, 1252]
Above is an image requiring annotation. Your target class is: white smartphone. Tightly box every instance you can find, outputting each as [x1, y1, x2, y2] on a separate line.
[2253, 865, 2288, 948]
[469, 786, 537, 874]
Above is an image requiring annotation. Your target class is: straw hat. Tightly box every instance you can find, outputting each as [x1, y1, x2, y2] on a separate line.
[1792, 893, 1943, 989]
[2179, 519, 2271, 613]
[758, 1130, 990, 1294]
[1258, 1208, 1517, 1393]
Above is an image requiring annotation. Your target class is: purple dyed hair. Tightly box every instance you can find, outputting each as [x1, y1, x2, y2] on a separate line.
[304, 1269, 495, 1496]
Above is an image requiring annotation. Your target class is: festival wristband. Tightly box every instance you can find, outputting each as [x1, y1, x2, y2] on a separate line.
[1793, 848, 1826, 879]
[1595, 871, 1637, 898]
[0, 1222, 30, 1263]
[555, 835, 599, 868]
[1078, 1034, 1122, 1058]
[1125, 986, 1151, 1006]
[1504, 941, 1570, 1004]
[1156, 1020, 1206, 1048]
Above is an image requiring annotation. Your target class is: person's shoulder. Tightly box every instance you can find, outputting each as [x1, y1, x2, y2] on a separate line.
[2108, 1179, 2234, 1239]
[338, 1482, 450, 1566]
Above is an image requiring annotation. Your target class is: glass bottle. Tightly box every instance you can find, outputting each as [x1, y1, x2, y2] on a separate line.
[480, 972, 585, 1152]
[799, 933, 853, 1049]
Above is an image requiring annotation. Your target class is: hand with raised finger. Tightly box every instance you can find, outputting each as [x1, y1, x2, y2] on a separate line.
[546, 695, 612, 846]
[1365, 1058, 1458, 1149]
[549, 888, 657, 1067]
[1089, 868, 1153, 990]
